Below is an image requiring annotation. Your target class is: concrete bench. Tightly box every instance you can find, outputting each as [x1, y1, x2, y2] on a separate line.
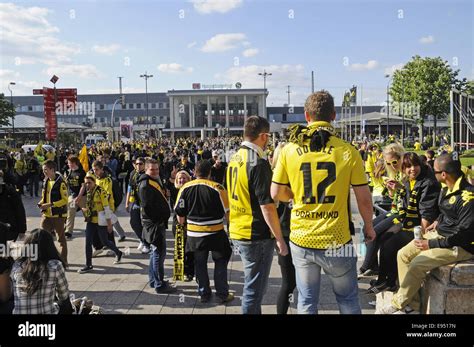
[375, 260, 474, 314]
[423, 259, 474, 314]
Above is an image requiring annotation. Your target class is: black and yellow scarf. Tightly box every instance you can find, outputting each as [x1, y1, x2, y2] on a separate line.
[287, 122, 336, 151]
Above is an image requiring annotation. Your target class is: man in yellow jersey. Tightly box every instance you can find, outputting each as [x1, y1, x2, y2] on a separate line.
[271, 91, 375, 314]
[227, 116, 288, 314]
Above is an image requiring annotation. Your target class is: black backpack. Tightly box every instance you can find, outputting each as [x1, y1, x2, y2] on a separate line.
[111, 176, 123, 210]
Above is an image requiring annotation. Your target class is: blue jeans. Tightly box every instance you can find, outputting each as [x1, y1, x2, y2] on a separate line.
[148, 225, 167, 289]
[290, 242, 361, 314]
[194, 250, 230, 298]
[85, 222, 121, 267]
[233, 239, 275, 314]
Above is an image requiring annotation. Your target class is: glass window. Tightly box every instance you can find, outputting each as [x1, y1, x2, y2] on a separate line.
[128, 103, 134, 109]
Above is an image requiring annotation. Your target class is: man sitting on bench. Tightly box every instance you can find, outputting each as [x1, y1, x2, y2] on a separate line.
[377, 153, 474, 314]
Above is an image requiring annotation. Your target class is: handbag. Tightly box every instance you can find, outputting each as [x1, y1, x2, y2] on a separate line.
[98, 210, 118, 226]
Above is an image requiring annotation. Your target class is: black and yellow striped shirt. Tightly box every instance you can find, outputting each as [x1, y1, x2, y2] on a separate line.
[174, 178, 229, 237]
[226, 142, 274, 241]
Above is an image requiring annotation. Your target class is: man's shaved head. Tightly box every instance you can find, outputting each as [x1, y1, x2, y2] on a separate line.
[434, 153, 462, 176]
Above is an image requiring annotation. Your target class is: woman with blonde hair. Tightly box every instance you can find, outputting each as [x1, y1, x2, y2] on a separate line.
[359, 143, 406, 278]
[170, 170, 194, 281]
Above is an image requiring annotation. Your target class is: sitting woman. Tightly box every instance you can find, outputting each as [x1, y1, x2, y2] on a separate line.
[359, 143, 405, 277]
[367, 153, 441, 294]
[10, 228, 71, 314]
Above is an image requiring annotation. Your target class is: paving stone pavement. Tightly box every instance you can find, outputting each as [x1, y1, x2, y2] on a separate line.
[20, 190, 376, 314]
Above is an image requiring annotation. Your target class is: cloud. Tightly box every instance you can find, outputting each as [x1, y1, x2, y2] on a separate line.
[0, 3, 81, 66]
[157, 63, 194, 73]
[348, 60, 379, 71]
[44, 64, 102, 79]
[215, 64, 308, 105]
[83, 87, 145, 94]
[419, 35, 435, 44]
[187, 41, 197, 48]
[0, 69, 20, 79]
[242, 48, 259, 57]
[92, 44, 121, 55]
[190, 0, 242, 14]
[384, 63, 404, 76]
[1, 79, 43, 96]
[201, 33, 246, 52]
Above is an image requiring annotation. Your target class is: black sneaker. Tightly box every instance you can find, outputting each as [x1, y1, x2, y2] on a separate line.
[78, 266, 93, 274]
[200, 294, 211, 303]
[366, 281, 393, 295]
[114, 251, 123, 264]
[155, 283, 177, 294]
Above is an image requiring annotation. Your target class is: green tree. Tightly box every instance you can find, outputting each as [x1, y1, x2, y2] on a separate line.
[0, 93, 15, 126]
[390, 56, 466, 147]
[465, 80, 474, 95]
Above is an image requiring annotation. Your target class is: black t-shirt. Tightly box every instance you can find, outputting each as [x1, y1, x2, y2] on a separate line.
[65, 168, 86, 197]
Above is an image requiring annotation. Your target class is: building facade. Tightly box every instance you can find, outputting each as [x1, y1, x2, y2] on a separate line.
[167, 89, 267, 136]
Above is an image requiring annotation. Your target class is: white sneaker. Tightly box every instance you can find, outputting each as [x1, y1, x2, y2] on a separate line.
[375, 304, 399, 314]
[141, 245, 150, 254]
[92, 249, 104, 257]
[393, 306, 419, 314]
[137, 241, 144, 251]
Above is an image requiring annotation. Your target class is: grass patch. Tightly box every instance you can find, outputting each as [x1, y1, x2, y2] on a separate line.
[461, 157, 474, 167]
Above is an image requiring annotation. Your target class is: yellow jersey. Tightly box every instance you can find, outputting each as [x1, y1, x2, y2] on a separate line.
[272, 121, 368, 249]
[96, 175, 115, 211]
[226, 142, 274, 241]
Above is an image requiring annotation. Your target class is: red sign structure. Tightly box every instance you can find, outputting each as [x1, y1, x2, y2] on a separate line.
[34, 87, 77, 141]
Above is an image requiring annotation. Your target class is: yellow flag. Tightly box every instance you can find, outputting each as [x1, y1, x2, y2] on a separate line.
[34, 141, 44, 156]
[79, 144, 89, 172]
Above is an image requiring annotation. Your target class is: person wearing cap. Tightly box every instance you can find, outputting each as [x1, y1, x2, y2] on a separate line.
[176, 151, 194, 177]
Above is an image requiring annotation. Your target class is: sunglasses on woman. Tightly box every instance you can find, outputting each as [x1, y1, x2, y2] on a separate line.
[385, 160, 398, 166]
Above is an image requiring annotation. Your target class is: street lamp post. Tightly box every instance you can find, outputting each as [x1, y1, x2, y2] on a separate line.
[110, 98, 122, 142]
[258, 69, 272, 119]
[7, 82, 15, 148]
[384, 74, 392, 140]
[140, 72, 153, 136]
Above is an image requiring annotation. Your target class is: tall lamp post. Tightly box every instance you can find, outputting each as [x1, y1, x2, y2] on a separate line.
[384, 74, 392, 139]
[258, 69, 271, 119]
[8, 82, 15, 148]
[140, 72, 153, 135]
